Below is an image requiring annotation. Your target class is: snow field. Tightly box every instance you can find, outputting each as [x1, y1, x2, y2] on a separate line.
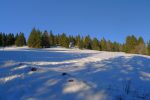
[0, 47, 150, 100]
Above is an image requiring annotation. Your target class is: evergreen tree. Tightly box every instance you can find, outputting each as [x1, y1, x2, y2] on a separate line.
[54, 34, 60, 46]
[106, 40, 113, 51]
[15, 32, 26, 47]
[7, 33, 15, 46]
[0, 33, 2, 46]
[74, 35, 84, 49]
[28, 28, 42, 48]
[15, 33, 19, 46]
[92, 38, 100, 50]
[60, 33, 69, 48]
[84, 35, 92, 49]
[69, 35, 75, 46]
[135, 37, 146, 54]
[147, 41, 150, 55]
[125, 36, 131, 53]
[75, 35, 81, 47]
[100, 38, 107, 51]
[49, 30, 55, 46]
[2, 33, 7, 47]
[125, 35, 138, 53]
[112, 42, 120, 52]
[41, 30, 50, 48]
[15, 33, 19, 40]
[79, 39, 84, 49]
[1, 28, 150, 56]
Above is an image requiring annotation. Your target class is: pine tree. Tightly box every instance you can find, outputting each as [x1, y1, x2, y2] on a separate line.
[74, 35, 84, 49]
[100, 38, 107, 51]
[125, 35, 138, 53]
[2, 33, 7, 47]
[21, 33, 26, 45]
[60, 33, 69, 48]
[0, 33, 2, 46]
[15, 33, 19, 40]
[79, 39, 84, 49]
[106, 40, 113, 51]
[69, 35, 75, 46]
[28, 28, 42, 48]
[41, 30, 50, 48]
[49, 30, 55, 46]
[125, 36, 131, 53]
[54, 34, 59, 46]
[147, 41, 150, 55]
[135, 37, 146, 54]
[112, 42, 120, 52]
[75, 35, 81, 47]
[92, 38, 100, 50]
[15, 32, 26, 47]
[84, 35, 92, 49]
[7, 33, 15, 46]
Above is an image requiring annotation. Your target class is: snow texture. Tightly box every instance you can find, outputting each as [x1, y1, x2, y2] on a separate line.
[0, 47, 150, 100]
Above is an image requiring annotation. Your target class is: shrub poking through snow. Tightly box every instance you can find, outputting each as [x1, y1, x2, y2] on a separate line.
[31, 67, 37, 71]
[19, 63, 23, 66]
[62, 72, 67, 76]
[68, 79, 74, 82]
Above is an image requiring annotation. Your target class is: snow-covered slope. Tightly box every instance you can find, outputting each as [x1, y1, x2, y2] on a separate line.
[0, 47, 150, 100]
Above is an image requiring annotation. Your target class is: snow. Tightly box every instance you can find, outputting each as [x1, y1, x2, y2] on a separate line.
[0, 47, 150, 100]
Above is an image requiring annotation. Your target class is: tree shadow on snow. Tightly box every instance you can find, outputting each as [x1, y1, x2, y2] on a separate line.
[0, 49, 92, 62]
[72, 55, 150, 99]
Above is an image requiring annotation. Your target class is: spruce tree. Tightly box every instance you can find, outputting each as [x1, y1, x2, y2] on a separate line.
[92, 38, 100, 50]
[28, 28, 42, 48]
[21, 33, 26, 45]
[15, 33, 19, 40]
[49, 30, 55, 46]
[84, 35, 92, 49]
[69, 35, 76, 46]
[15, 33, 20, 46]
[0, 33, 2, 46]
[136, 37, 146, 54]
[2, 33, 7, 47]
[60, 33, 69, 48]
[76, 36, 84, 49]
[41, 30, 50, 48]
[147, 41, 150, 55]
[125, 35, 138, 53]
[75, 35, 81, 47]
[106, 40, 113, 51]
[7, 33, 15, 46]
[112, 42, 120, 52]
[15, 32, 26, 47]
[100, 38, 107, 51]
[54, 34, 59, 46]
[79, 39, 84, 49]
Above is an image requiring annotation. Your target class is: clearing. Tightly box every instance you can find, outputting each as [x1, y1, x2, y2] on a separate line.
[0, 47, 150, 100]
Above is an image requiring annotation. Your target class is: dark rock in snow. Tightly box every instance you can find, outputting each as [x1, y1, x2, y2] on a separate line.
[62, 73, 67, 76]
[31, 67, 37, 71]
[19, 63, 23, 65]
[68, 79, 74, 82]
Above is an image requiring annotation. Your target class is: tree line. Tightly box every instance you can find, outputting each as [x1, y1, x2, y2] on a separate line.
[0, 32, 26, 47]
[0, 28, 150, 55]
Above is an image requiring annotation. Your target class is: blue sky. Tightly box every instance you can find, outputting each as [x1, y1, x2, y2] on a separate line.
[0, 0, 150, 43]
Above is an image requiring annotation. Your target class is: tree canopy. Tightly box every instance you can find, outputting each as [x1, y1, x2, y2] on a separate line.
[0, 28, 150, 56]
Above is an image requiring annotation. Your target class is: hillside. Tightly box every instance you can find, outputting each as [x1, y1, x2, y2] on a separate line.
[0, 47, 150, 100]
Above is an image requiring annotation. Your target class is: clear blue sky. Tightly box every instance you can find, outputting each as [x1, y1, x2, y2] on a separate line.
[0, 0, 150, 43]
